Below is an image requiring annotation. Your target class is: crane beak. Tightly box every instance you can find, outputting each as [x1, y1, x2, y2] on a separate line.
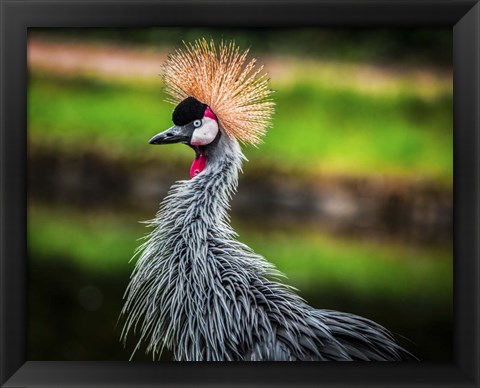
[148, 125, 193, 145]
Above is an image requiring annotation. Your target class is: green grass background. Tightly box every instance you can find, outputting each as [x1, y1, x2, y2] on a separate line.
[27, 28, 453, 361]
[29, 68, 452, 181]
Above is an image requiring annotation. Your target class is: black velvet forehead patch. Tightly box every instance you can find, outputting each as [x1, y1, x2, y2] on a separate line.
[172, 97, 207, 126]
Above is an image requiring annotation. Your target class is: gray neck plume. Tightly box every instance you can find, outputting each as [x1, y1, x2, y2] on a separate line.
[121, 134, 415, 361]
[121, 135, 281, 360]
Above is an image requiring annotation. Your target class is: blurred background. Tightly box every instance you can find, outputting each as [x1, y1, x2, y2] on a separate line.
[27, 28, 452, 361]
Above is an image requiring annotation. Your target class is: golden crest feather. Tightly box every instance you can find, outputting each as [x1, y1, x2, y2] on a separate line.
[161, 39, 275, 145]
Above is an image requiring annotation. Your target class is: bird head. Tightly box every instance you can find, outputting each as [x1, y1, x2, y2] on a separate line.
[149, 97, 219, 147]
[148, 39, 274, 179]
[149, 97, 220, 178]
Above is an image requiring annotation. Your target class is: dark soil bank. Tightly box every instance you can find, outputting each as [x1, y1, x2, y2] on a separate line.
[29, 148, 452, 248]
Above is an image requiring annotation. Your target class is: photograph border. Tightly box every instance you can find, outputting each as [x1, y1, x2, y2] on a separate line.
[1, 0, 479, 387]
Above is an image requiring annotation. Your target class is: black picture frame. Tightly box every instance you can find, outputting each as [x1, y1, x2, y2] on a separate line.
[1, 0, 479, 387]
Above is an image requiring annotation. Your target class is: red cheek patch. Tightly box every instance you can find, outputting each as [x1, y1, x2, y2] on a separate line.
[190, 153, 207, 178]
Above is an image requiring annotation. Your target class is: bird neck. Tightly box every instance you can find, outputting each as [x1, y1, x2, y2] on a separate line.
[154, 133, 245, 256]
[183, 134, 245, 224]
[153, 134, 245, 232]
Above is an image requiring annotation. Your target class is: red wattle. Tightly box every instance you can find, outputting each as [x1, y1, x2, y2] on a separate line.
[190, 154, 207, 178]
[204, 107, 217, 121]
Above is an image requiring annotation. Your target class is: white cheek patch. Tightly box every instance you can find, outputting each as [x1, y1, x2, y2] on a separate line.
[191, 117, 219, 146]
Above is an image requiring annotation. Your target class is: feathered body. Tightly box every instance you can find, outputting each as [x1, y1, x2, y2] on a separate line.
[121, 39, 415, 361]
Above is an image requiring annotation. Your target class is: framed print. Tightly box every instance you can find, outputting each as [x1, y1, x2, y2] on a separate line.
[1, 0, 479, 387]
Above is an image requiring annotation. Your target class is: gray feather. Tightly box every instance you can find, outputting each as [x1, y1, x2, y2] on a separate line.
[121, 134, 416, 361]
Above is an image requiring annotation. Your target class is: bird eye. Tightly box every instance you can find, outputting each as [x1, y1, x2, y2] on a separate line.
[193, 119, 202, 128]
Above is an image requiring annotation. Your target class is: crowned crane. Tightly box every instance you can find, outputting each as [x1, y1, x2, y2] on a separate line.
[121, 39, 416, 361]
